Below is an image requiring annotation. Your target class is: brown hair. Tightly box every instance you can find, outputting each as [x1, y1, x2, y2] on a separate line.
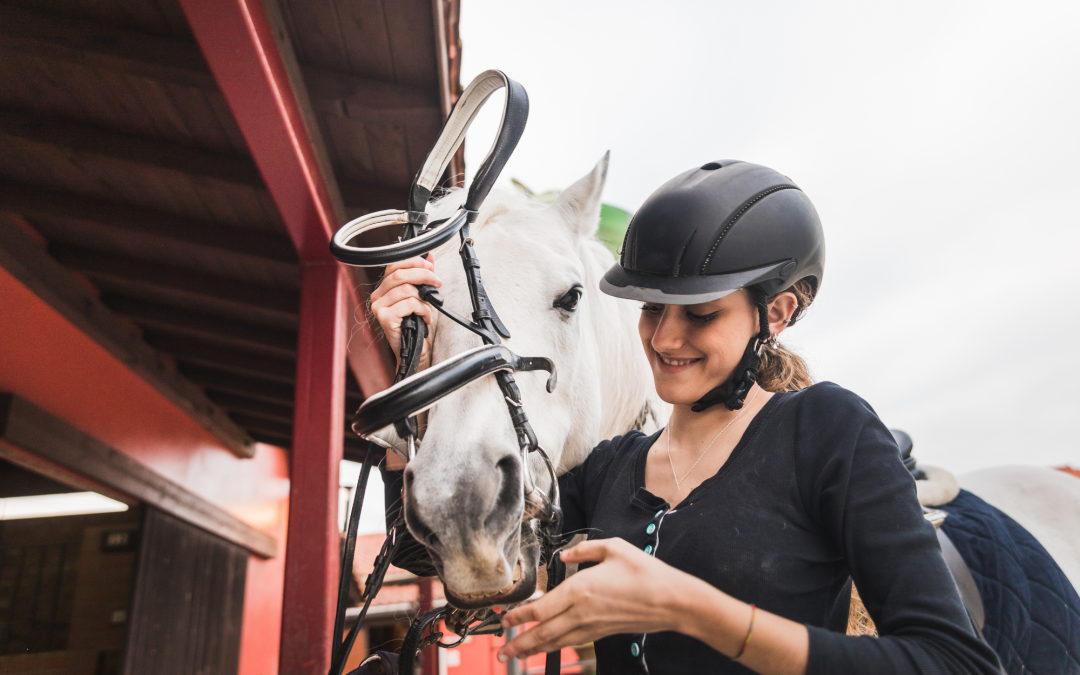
[756, 278, 816, 392]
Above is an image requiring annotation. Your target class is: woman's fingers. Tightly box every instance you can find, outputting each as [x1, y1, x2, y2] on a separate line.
[369, 265, 441, 303]
[498, 607, 583, 662]
[505, 627, 595, 663]
[558, 539, 619, 564]
[374, 283, 425, 313]
[373, 297, 433, 328]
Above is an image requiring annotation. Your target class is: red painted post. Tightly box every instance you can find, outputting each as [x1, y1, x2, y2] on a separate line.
[280, 262, 347, 674]
[417, 578, 438, 675]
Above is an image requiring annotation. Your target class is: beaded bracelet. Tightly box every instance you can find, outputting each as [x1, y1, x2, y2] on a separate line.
[731, 603, 757, 662]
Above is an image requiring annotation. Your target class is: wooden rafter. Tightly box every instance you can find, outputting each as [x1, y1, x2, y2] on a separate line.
[0, 109, 264, 189]
[0, 182, 297, 263]
[104, 295, 299, 358]
[0, 4, 217, 91]
[144, 333, 297, 384]
[208, 392, 294, 424]
[50, 244, 300, 322]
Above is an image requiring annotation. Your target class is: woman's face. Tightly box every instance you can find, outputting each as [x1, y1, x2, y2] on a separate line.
[638, 290, 761, 406]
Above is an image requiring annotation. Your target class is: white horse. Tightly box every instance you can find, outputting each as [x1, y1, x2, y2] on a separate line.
[381, 154, 1080, 634]
[918, 464, 1080, 590]
[382, 154, 666, 608]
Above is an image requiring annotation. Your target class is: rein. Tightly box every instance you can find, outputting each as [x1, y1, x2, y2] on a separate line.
[327, 70, 564, 675]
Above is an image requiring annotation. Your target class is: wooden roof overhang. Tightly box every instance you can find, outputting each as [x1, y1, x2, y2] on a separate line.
[0, 0, 462, 461]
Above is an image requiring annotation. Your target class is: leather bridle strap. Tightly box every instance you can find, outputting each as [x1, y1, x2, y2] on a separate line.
[409, 70, 529, 213]
[329, 70, 529, 267]
[328, 69, 565, 675]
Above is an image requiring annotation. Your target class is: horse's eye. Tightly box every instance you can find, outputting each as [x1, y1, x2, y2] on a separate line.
[554, 286, 583, 312]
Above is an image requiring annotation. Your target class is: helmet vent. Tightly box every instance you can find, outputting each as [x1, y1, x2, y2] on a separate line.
[701, 162, 723, 170]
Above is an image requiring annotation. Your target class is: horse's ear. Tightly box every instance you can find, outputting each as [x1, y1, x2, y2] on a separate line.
[550, 152, 609, 239]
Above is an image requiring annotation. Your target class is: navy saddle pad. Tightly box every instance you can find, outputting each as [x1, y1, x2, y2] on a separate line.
[941, 489, 1080, 675]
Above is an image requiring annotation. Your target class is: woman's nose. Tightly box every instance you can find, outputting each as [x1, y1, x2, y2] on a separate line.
[650, 307, 684, 352]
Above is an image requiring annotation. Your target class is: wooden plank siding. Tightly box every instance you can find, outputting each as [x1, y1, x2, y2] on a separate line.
[123, 508, 248, 675]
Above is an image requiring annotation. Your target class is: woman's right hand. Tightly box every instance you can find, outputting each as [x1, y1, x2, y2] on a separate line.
[368, 253, 442, 364]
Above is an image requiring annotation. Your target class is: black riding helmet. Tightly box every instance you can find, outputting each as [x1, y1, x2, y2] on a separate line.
[600, 160, 825, 412]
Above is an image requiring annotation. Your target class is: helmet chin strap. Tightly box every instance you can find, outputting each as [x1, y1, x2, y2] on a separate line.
[691, 291, 771, 413]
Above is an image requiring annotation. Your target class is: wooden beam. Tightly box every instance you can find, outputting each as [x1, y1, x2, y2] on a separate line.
[249, 430, 292, 449]
[50, 244, 300, 322]
[0, 109, 264, 189]
[230, 412, 292, 440]
[0, 4, 217, 90]
[146, 332, 296, 384]
[0, 5, 441, 125]
[0, 182, 297, 264]
[338, 182, 410, 214]
[302, 67, 442, 125]
[181, 365, 296, 407]
[104, 295, 298, 359]
[208, 392, 294, 424]
[0, 393, 275, 557]
[179, 364, 362, 420]
[0, 216, 255, 457]
[433, 0, 465, 186]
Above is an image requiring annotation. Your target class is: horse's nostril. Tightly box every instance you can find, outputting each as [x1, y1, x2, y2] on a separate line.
[484, 455, 522, 531]
[404, 483, 441, 548]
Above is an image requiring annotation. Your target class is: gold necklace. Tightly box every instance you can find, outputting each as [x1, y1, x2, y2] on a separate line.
[666, 385, 761, 492]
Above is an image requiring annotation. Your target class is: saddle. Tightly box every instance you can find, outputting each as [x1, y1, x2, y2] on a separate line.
[894, 429, 1080, 675]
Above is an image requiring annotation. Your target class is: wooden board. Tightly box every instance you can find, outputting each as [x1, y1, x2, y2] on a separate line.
[123, 508, 247, 675]
[0, 394, 276, 558]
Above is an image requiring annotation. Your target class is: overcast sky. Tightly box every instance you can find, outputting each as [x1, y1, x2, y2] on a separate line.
[450, 0, 1079, 476]
[353, 0, 1078, 535]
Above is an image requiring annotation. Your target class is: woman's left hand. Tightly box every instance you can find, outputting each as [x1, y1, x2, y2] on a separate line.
[498, 538, 693, 663]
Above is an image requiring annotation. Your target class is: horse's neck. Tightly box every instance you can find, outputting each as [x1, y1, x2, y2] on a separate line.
[580, 240, 668, 443]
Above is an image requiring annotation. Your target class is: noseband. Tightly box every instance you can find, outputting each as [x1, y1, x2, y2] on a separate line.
[326, 71, 563, 675]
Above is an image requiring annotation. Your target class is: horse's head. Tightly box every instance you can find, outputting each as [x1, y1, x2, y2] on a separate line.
[397, 155, 627, 608]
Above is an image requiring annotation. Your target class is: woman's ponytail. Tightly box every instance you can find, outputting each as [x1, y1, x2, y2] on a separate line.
[757, 278, 816, 392]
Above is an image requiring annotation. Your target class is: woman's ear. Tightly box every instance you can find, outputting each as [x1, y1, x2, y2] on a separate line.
[549, 152, 609, 239]
[768, 292, 799, 337]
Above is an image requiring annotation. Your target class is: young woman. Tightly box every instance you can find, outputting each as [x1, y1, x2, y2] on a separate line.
[369, 161, 1001, 674]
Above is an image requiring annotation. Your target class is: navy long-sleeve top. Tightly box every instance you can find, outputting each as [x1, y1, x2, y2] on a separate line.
[384, 382, 1002, 674]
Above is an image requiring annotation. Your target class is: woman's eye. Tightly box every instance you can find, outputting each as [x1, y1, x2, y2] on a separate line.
[555, 286, 583, 311]
[639, 304, 662, 314]
[686, 310, 720, 323]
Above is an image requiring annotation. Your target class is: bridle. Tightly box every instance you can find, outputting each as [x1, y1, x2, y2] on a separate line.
[326, 70, 565, 675]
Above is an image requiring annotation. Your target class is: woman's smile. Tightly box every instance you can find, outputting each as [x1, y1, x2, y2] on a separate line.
[656, 352, 703, 373]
